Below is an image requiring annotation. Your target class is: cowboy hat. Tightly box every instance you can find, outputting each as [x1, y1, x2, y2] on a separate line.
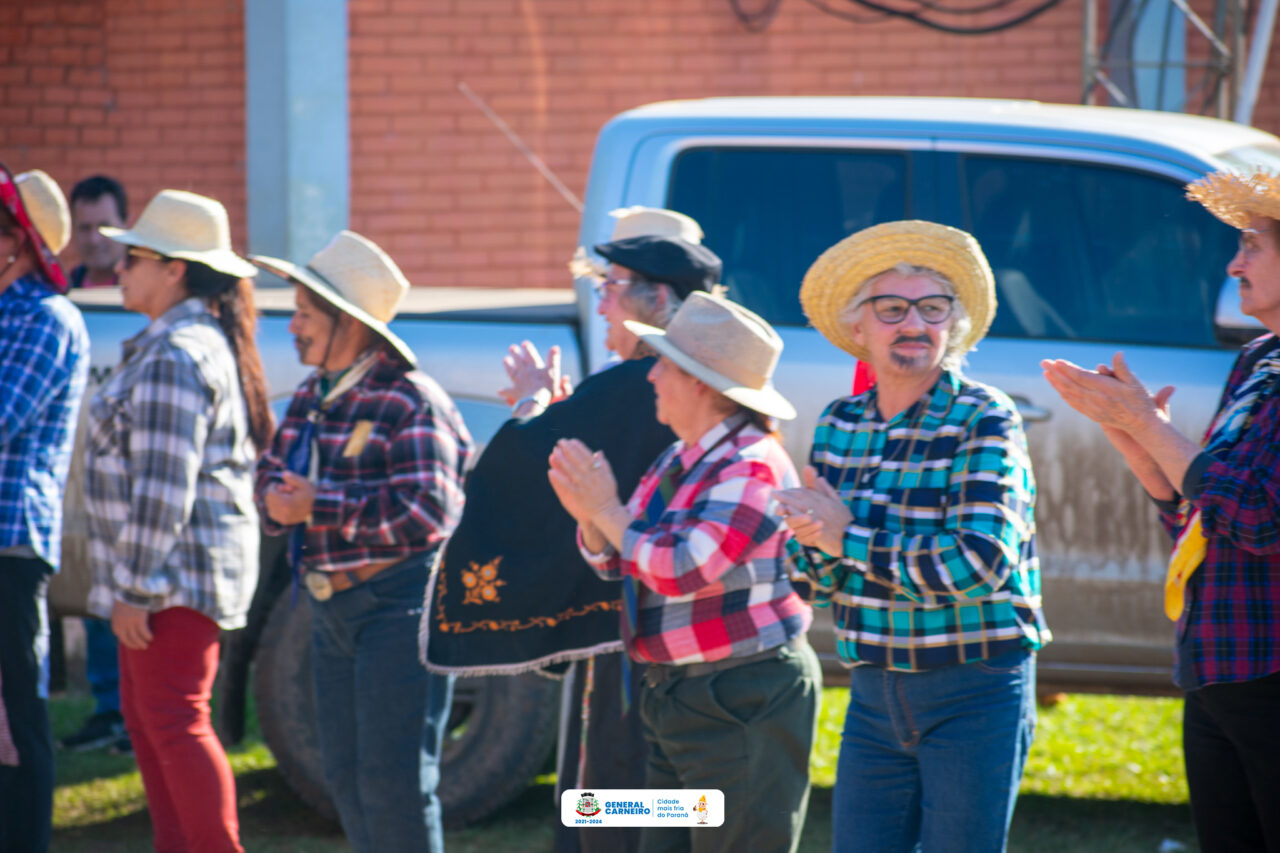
[0, 164, 70, 291]
[250, 230, 417, 367]
[799, 220, 996, 361]
[624, 292, 795, 420]
[101, 189, 257, 279]
[1187, 169, 1280, 230]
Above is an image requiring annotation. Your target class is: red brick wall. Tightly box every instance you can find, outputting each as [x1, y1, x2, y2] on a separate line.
[0, 0, 246, 272]
[4, 1, 1279, 289]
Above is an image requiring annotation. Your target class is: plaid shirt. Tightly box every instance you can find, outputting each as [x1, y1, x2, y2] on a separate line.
[0, 274, 88, 569]
[85, 299, 259, 628]
[580, 414, 811, 665]
[788, 371, 1050, 671]
[1163, 334, 1280, 690]
[256, 350, 473, 573]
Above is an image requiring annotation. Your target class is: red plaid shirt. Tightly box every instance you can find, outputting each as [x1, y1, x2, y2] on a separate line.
[256, 351, 473, 573]
[579, 414, 811, 665]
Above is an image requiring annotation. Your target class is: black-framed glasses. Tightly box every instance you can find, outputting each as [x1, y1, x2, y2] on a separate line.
[123, 246, 167, 269]
[858, 294, 955, 325]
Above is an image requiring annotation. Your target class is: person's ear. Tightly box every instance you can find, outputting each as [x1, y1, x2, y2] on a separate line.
[165, 257, 188, 285]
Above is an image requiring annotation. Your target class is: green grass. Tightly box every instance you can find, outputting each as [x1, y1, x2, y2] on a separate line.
[50, 689, 1197, 852]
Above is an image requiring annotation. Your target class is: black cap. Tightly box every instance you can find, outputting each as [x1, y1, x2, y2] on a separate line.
[593, 235, 721, 300]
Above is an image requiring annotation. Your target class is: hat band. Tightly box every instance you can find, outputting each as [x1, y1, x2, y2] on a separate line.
[664, 326, 770, 392]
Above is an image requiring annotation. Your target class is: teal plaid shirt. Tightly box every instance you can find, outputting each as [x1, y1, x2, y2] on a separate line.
[788, 371, 1050, 671]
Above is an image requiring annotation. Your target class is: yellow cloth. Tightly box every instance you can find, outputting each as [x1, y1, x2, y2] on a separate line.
[1165, 510, 1207, 621]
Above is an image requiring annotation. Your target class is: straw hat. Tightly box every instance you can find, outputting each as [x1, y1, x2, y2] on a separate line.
[799, 220, 996, 361]
[624, 292, 795, 420]
[101, 189, 257, 279]
[1186, 169, 1280, 230]
[569, 206, 704, 279]
[0, 165, 70, 291]
[251, 230, 417, 367]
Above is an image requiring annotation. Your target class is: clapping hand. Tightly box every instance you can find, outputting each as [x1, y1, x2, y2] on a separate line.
[773, 466, 853, 557]
[499, 340, 573, 405]
[547, 438, 621, 525]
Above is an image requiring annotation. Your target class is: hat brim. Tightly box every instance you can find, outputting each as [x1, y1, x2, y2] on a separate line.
[1, 163, 67, 293]
[624, 319, 796, 420]
[250, 254, 418, 368]
[101, 225, 259, 280]
[799, 221, 996, 362]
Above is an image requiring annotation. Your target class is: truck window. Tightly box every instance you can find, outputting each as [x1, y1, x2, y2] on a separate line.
[668, 147, 909, 326]
[960, 155, 1236, 347]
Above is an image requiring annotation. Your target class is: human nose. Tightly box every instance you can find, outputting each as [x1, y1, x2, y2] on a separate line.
[288, 313, 302, 334]
[1228, 247, 1247, 279]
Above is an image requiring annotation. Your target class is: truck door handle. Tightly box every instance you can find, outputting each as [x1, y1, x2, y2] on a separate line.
[1010, 395, 1051, 423]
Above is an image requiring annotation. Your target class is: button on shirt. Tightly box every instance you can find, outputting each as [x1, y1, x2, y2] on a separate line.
[0, 274, 89, 569]
[579, 414, 811, 665]
[256, 351, 474, 573]
[788, 372, 1050, 671]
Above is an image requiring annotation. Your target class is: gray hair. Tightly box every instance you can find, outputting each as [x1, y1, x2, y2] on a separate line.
[838, 262, 972, 371]
[620, 273, 683, 329]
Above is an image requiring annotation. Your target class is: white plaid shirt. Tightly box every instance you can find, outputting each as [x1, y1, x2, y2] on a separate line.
[86, 298, 259, 629]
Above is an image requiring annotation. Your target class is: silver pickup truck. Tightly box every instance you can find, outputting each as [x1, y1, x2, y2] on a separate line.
[63, 96, 1279, 826]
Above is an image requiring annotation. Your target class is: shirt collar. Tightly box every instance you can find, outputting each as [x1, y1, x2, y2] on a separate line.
[857, 370, 961, 426]
[675, 410, 751, 469]
[122, 297, 208, 360]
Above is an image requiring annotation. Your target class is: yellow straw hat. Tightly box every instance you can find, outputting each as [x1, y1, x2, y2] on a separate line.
[799, 220, 996, 361]
[15, 169, 71, 254]
[1186, 169, 1280, 230]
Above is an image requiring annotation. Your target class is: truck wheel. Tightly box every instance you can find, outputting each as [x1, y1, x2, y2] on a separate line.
[252, 591, 561, 828]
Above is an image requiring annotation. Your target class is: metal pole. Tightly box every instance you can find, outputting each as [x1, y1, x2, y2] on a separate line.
[1234, 0, 1277, 124]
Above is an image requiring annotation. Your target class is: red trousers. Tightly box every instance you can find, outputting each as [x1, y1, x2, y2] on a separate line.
[118, 607, 242, 853]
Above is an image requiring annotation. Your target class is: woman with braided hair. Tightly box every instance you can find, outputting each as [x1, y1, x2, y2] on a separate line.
[85, 189, 272, 853]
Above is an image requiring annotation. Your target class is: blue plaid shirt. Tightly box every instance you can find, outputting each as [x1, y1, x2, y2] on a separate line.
[0, 274, 89, 570]
[788, 371, 1050, 671]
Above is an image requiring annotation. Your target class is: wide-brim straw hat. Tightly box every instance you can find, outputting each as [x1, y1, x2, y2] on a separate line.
[101, 189, 257, 279]
[251, 230, 417, 367]
[1186, 169, 1280, 230]
[799, 220, 996, 361]
[1, 165, 70, 292]
[624, 292, 796, 420]
[569, 206, 705, 279]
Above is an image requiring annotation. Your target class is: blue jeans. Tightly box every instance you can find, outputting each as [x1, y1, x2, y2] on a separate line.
[832, 649, 1036, 853]
[310, 553, 453, 853]
[84, 617, 120, 715]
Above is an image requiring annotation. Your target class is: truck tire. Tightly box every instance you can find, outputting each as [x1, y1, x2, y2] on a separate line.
[252, 590, 561, 828]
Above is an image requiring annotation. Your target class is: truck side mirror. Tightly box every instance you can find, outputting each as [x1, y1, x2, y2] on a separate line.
[1214, 277, 1266, 346]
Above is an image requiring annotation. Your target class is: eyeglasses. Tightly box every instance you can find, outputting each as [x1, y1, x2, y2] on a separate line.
[591, 275, 632, 297]
[857, 294, 955, 325]
[123, 246, 167, 269]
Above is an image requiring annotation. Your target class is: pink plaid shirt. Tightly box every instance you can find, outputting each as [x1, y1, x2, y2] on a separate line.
[580, 414, 811, 665]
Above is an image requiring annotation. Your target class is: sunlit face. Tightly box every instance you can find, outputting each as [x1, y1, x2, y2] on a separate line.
[849, 272, 954, 380]
[647, 354, 704, 432]
[117, 247, 182, 320]
[72, 195, 126, 276]
[1228, 216, 1280, 328]
[288, 285, 339, 367]
[596, 264, 642, 358]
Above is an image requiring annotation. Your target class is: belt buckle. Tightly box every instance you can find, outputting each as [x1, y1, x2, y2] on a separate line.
[643, 666, 671, 689]
[304, 571, 334, 602]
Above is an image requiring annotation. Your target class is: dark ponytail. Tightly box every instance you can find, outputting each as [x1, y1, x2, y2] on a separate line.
[184, 263, 275, 453]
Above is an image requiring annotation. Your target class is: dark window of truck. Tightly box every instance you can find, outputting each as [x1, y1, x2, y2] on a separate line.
[667, 147, 909, 326]
[959, 155, 1236, 347]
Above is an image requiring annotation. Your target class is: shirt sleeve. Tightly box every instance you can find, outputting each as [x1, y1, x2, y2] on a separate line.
[577, 528, 622, 579]
[619, 455, 785, 597]
[111, 349, 211, 608]
[784, 537, 838, 608]
[839, 403, 1035, 602]
[0, 304, 75, 445]
[253, 394, 305, 537]
[1186, 396, 1280, 554]
[308, 402, 469, 547]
